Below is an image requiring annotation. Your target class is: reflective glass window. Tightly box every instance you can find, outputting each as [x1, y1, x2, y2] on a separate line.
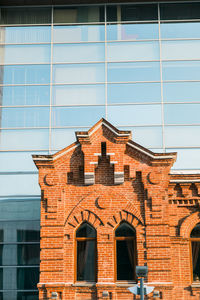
[17, 267, 39, 290]
[108, 62, 160, 82]
[160, 22, 200, 39]
[53, 64, 105, 84]
[0, 129, 49, 150]
[108, 83, 161, 103]
[162, 61, 200, 81]
[0, 45, 50, 64]
[53, 6, 104, 23]
[0, 26, 51, 44]
[0, 7, 51, 24]
[17, 292, 38, 300]
[107, 104, 162, 126]
[169, 148, 200, 170]
[162, 40, 200, 60]
[1, 64, 50, 85]
[0, 221, 40, 239]
[53, 43, 105, 63]
[53, 25, 105, 42]
[163, 82, 200, 103]
[107, 41, 160, 62]
[165, 126, 200, 148]
[52, 106, 105, 127]
[52, 84, 105, 106]
[160, 3, 200, 20]
[0, 174, 41, 196]
[164, 104, 200, 125]
[51, 128, 88, 150]
[1, 85, 50, 106]
[1, 107, 49, 128]
[107, 23, 159, 41]
[107, 4, 158, 22]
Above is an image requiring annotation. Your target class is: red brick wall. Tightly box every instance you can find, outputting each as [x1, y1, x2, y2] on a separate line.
[33, 119, 200, 300]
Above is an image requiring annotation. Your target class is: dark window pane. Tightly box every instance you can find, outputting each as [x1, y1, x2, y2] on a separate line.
[77, 240, 96, 281]
[17, 230, 40, 242]
[76, 223, 96, 238]
[116, 222, 135, 237]
[17, 267, 39, 290]
[0, 269, 2, 289]
[17, 292, 38, 300]
[107, 4, 158, 22]
[54, 6, 104, 23]
[18, 244, 40, 265]
[192, 241, 200, 281]
[160, 3, 200, 20]
[191, 224, 200, 238]
[0, 230, 3, 242]
[117, 240, 135, 280]
[0, 7, 51, 24]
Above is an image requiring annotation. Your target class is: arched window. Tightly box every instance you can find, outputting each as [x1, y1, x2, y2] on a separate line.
[115, 222, 136, 281]
[76, 222, 96, 282]
[190, 223, 200, 282]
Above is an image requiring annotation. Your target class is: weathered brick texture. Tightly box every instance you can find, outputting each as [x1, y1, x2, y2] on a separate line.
[33, 119, 200, 300]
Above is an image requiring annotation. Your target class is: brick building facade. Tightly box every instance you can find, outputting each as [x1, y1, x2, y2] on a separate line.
[33, 119, 200, 300]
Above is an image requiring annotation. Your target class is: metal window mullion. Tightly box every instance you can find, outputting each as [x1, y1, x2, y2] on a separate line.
[158, 3, 166, 152]
[49, 6, 54, 155]
[105, 5, 108, 119]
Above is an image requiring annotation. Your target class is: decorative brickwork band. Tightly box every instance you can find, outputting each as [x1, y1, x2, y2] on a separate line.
[84, 172, 95, 185]
[114, 172, 124, 185]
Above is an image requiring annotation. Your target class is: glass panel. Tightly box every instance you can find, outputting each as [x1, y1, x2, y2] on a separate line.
[164, 104, 200, 125]
[53, 25, 105, 42]
[162, 61, 200, 81]
[0, 45, 50, 64]
[108, 62, 160, 82]
[77, 240, 95, 281]
[0, 230, 3, 242]
[165, 126, 200, 147]
[160, 22, 200, 39]
[169, 148, 200, 170]
[53, 64, 105, 84]
[1, 64, 50, 85]
[53, 6, 104, 23]
[107, 23, 159, 41]
[53, 43, 104, 63]
[17, 267, 39, 290]
[0, 221, 40, 240]
[163, 82, 200, 103]
[18, 244, 40, 265]
[117, 240, 135, 280]
[0, 174, 40, 196]
[51, 128, 87, 150]
[0, 269, 2, 290]
[17, 292, 38, 300]
[0, 7, 51, 24]
[122, 126, 163, 148]
[162, 40, 200, 60]
[107, 41, 160, 62]
[52, 84, 105, 105]
[0, 151, 46, 172]
[107, 104, 162, 126]
[0, 26, 51, 44]
[0, 129, 49, 150]
[116, 222, 135, 237]
[1, 85, 50, 106]
[191, 241, 200, 281]
[1, 107, 49, 128]
[52, 106, 105, 127]
[107, 4, 158, 22]
[160, 3, 200, 20]
[76, 223, 96, 238]
[191, 224, 200, 238]
[108, 83, 161, 103]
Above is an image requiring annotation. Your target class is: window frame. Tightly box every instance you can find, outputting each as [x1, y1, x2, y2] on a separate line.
[75, 222, 97, 283]
[190, 223, 200, 283]
[114, 221, 137, 282]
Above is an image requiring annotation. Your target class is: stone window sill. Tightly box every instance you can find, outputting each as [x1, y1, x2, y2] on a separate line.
[116, 281, 136, 287]
[191, 282, 200, 288]
[73, 282, 96, 287]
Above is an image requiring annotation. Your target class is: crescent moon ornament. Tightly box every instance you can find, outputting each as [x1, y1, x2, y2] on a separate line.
[43, 174, 54, 186]
[147, 172, 159, 185]
[95, 197, 105, 210]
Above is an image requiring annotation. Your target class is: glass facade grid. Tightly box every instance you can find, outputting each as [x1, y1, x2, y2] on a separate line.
[0, 3, 200, 298]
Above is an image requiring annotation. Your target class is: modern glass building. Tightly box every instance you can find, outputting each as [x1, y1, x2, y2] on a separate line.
[0, 1, 200, 299]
